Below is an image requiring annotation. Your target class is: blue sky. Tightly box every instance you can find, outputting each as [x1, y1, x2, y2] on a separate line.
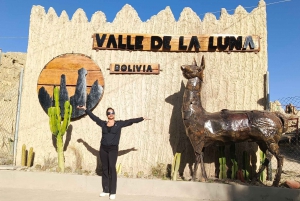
[0, 0, 298, 102]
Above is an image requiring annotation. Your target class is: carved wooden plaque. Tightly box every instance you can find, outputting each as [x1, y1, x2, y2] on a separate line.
[37, 53, 104, 119]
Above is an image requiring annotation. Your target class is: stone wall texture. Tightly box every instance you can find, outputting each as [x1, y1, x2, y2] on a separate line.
[17, 0, 268, 178]
[0, 52, 26, 165]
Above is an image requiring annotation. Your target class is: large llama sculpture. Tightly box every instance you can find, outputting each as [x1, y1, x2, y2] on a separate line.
[180, 56, 288, 187]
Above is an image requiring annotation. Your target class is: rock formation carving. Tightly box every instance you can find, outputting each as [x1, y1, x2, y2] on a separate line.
[70, 68, 87, 118]
[59, 74, 69, 118]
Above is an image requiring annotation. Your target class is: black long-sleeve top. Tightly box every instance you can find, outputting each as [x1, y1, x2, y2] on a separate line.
[85, 109, 144, 146]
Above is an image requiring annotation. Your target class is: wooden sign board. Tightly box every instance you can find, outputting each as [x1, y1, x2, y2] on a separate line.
[37, 54, 104, 96]
[92, 33, 260, 52]
[109, 63, 160, 74]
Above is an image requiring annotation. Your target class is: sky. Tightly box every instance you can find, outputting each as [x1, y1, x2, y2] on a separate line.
[0, 0, 298, 102]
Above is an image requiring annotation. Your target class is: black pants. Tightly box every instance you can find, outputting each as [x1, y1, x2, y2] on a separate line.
[100, 144, 118, 194]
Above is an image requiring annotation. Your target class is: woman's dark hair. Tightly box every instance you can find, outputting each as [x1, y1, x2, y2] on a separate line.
[106, 107, 115, 113]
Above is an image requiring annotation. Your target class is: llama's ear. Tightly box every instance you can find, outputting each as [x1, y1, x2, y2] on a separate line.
[201, 55, 205, 69]
[192, 58, 197, 66]
[200, 71, 204, 81]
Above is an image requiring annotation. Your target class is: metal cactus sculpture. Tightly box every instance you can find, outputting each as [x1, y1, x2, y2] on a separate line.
[181, 56, 288, 187]
[48, 86, 72, 172]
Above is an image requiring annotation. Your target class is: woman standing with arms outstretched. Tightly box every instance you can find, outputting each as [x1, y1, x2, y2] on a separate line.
[77, 106, 150, 200]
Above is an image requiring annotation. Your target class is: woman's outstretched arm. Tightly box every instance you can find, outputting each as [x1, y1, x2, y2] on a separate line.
[77, 105, 106, 127]
[120, 117, 150, 127]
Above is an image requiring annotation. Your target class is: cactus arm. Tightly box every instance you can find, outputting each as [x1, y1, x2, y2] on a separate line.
[53, 87, 61, 131]
[242, 151, 250, 180]
[172, 153, 181, 181]
[60, 101, 72, 136]
[260, 150, 266, 182]
[116, 163, 122, 175]
[221, 156, 226, 179]
[48, 107, 58, 136]
[231, 158, 238, 179]
[219, 146, 226, 179]
[218, 147, 222, 179]
[230, 144, 238, 179]
[171, 153, 176, 179]
[173, 153, 181, 180]
[219, 158, 226, 179]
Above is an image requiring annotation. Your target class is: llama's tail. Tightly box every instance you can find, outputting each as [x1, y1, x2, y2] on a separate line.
[275, 111, 289, 133]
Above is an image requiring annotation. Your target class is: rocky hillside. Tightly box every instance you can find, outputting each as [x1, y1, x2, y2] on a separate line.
[0, 52, 26, 83]
[0, 52, 26, 165]
[0, 52, 26, 105]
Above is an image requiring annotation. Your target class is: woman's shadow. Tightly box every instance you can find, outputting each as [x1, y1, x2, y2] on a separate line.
[77, 138, 137, 176]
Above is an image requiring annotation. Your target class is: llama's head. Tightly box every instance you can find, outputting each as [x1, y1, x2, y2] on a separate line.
[181, 56, 205, 81]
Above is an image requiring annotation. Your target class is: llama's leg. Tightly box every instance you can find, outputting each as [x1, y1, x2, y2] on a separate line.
[267, 142, 283, 187]
[253, 151, 273, 183]
[252, 142, 272, 184]
[199, 151, 208, 181]
[193, 152, 200, 181]
[193, 143, 206, 181]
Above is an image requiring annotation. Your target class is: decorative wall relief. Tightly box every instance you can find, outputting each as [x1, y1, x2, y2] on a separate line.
[37, 53, 104, 119]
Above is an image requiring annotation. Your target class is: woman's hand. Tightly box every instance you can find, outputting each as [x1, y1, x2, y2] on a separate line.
[131, 147, 138, 151]
[77, 105, 86, 110]
[143, 117, 151, 120]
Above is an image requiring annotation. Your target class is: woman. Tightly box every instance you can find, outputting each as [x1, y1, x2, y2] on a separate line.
[77, 106, 149, 200]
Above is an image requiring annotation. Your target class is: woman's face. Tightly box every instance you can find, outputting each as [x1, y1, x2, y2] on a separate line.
[106, 109, 115, 120]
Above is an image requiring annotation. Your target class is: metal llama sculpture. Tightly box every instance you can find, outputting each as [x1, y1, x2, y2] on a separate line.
[181, 56, 288, 187]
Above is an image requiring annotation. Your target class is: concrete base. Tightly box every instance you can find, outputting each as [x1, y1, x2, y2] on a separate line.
[0, 165, 16, 170]
[0, 170, 299, 201]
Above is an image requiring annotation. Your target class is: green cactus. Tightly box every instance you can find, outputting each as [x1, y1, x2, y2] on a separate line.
[242, 151, 250, 181]
[171, 153, 181, 181]
[27, 147, 34, 167]
[218, 146, 226, 179]
[230, 144, 238, 179]
[21, 144, 27, 166]
[116, 163, 122, 175]
[259, 150, 266, 182]
[48, 86, 72, 172]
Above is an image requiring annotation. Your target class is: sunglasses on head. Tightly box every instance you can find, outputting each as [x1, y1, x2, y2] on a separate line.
[106, 111, 115, 115]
